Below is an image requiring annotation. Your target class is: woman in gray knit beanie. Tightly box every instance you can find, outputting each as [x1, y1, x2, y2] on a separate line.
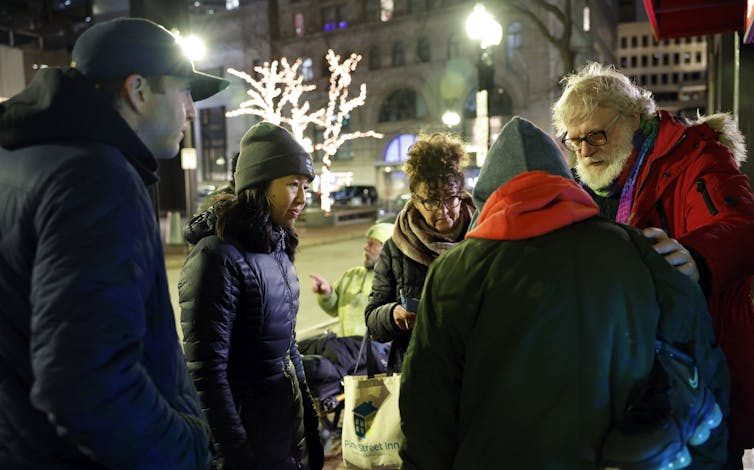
[179, 122, 323, 469]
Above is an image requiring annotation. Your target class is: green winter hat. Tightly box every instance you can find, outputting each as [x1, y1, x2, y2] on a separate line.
[234, 121, 315, 194]
[366, 222, 394, 244]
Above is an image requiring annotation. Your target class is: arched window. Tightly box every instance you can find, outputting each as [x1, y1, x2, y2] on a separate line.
[447, 33, 460, 59]
[369, 46, 381, 70]
[379, 89, 428, 122]
[392, 42, 405, 67]
[383, 134, 417, 163]
[301, 57, 314, 81]
[506, 22, 522, 68]
[463, 87, 513, 118]
[417, 36, 431, 63]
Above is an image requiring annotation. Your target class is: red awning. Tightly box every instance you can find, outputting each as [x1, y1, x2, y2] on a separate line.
[643, 0, 747, 39]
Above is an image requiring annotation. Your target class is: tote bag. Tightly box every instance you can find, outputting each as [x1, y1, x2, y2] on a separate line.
[341, 333, 404, 469]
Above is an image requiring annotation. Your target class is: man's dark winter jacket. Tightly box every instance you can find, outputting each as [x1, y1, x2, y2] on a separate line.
[0, 68, 210, 468]
[364, 239, 428, 371]
[180, 212, 321, 469]
[400, 171, 730, 469]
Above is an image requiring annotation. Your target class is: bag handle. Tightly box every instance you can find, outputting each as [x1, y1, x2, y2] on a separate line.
[352, 330, 380, 378]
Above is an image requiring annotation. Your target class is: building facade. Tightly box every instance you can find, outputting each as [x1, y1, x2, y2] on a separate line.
[617, 21, 708, 117]
[190, 0, 618, 202]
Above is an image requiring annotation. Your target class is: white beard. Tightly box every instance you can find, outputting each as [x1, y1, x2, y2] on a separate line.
[575, 127, 636, 191]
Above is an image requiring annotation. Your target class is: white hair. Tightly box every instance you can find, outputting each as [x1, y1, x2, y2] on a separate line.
[552, 62, 656, 136]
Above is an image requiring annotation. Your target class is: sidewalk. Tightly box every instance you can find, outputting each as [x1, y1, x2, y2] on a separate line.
[164, 220, 375, 269]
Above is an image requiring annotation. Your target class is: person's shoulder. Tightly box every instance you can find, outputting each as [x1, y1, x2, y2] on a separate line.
[343, 265, 367, 277]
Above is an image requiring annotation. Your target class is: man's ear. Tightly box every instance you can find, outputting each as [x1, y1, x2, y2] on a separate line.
[121, 74, 150, 114]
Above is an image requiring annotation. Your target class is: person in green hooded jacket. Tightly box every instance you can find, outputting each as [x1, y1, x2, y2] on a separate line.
[310, 222, 394, 338]
[399, 117, 729, 470]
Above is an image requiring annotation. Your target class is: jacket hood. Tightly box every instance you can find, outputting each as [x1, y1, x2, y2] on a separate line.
[689, 112, 747, 166]
[184, 207, 218, 245]
[467, 171, 599, 241]
[0, 67, 158, 184]
[470, 116, 571, 228]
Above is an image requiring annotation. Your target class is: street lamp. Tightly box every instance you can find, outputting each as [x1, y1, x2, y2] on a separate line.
[442, 110, 461, 128]
[466, 4, 502, 166]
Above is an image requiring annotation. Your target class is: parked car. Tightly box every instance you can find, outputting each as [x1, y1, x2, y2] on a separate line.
[331, 185, 378, 206]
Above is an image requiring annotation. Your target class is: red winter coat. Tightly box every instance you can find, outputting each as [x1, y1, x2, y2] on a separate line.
[627, 110, 754, 449]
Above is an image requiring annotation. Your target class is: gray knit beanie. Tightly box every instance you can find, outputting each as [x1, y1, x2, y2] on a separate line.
[234, 122, 315, 194]
[470, 116, 571, 228]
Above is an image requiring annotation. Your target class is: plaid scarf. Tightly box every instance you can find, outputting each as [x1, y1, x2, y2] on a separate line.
[392, 195, 474, 266]
[616, 116, 659, 224]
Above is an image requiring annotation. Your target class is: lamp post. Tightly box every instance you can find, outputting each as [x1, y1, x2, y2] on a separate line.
[442, 110, 461, 128]
[176, 32, 206, 219]
[466, 4, 502, 166]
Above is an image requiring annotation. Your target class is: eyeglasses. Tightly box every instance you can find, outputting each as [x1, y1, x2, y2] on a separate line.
[561, 114, 621, 152]
[414, 194, 462, 211]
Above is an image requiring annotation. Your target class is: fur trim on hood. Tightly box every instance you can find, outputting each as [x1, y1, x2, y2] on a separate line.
[692, 112, 747, 166]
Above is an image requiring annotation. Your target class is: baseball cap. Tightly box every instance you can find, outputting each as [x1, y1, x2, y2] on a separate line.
[71, 17, 229, 101]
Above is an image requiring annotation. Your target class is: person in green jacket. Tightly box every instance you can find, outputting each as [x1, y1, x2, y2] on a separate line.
[310, 222, 394, 337]
[399, 116, 729, 470]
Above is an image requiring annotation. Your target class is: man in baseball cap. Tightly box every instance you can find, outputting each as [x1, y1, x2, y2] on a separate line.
[71, 17, 228, 101]
[0, 17, 221, 468]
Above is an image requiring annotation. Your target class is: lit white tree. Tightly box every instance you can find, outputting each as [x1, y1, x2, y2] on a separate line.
[226, 51, 382, 211]
[314, 49, 383, 211]
[226, 58, 322, 148]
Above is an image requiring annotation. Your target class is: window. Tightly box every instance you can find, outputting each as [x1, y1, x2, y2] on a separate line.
[381, 0, 394, 21]
[642, 35, 649, 47]
[651, 74, 657, 85]
[684, 52, 691, 64]
[200, 106, 228, 181]
[662, 53, 669, 65]
[379, 88, 427, 122]
[620, 36, 627, 48]
[673, 52, 680, 64]
[696, 51, 702, 63]
[582, 6, 590, 32]
[630, 56, 637, 67]
[322, 6, 336, 31]
[639, 75, 647, 86]
[369, 46, 381, 70]
[383, 134, 417, 163]
[661, 74, 668, 84]
[506, 22, 522, 67]
[322, 4, 348, 32]
[448, 33, 460, 59]
[294, 13, 305, 37]
[392, 42, 405, 66]
[417, 36, 431, 63]
[652, 53, 659, 66]
[631, 36, 637, 47]
[620, 56, 628, 68]
[301, 57, 313, 81]
[672, 72, 679, 83]
[641, 55, 648, 66]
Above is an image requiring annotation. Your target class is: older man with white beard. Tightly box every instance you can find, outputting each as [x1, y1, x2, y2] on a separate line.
[553, 62, 754, 469]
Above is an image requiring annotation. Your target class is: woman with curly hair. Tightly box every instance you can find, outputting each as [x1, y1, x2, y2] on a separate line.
[179, 122, 323, 469]
[365, 133, 475, 371]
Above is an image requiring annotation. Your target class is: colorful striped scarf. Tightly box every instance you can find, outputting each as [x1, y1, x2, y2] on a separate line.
[616, 116, 659, 224]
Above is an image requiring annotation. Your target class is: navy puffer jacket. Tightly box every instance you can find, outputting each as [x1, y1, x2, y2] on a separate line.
[0, 68, 210, 468]
[180, 212, 321, 469]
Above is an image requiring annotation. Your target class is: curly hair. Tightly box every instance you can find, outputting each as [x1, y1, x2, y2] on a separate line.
[213, 182, 298, 261]
[404, 133, 468, 195]
[552, 62, 656, 136]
